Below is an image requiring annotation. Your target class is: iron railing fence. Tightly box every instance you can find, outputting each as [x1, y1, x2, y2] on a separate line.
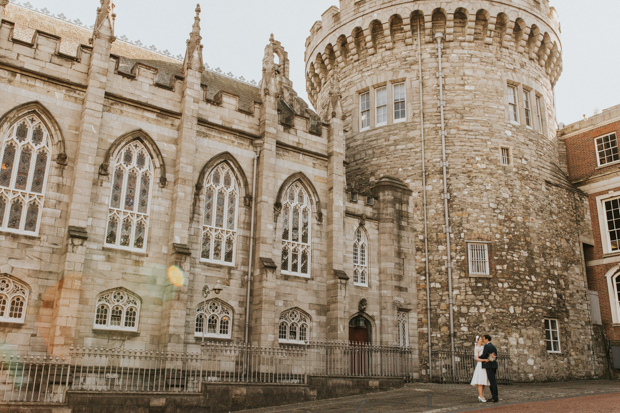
[0, 341, 415, 403]
[431, 350, 513, 385]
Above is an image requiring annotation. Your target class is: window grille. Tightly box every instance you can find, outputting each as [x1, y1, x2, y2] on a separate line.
[201, 163, 239, 265]
[500, 147, 511, 166]
[0, 114, 51, 235]
[397, 311, 409, 347]
[468, 243, 489, 275]
[195, 299, 233, 339]
[604, 197, 620, 252]
[393, 83, 406, 122]
[507, 85, 519, 123]
[523, 90, 532, 127]
[105, 141, 153, 252]
[281, 182, 311, 277]
[360, 92, 370, 130]
[93, 288, 141, 332]
[0, 276, 29, 324]
[544, 319, 561, 353]
[375, 87, 387, 126]
[596, 133, 620, 166]
[278, 308, 310, 344]
[536, 95, 544, 133]
[353, 227, 368, 287]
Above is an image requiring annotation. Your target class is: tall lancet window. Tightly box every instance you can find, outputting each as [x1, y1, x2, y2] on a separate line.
[105, 141, 153, 252]
[353, 227, 368, 287]
[281, 182, 311, 277]
[201, 163, 239, 265]
[0, 114, 52, 235]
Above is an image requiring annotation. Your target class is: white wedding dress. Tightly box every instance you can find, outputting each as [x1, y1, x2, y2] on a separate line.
[470, 345, 490, 386]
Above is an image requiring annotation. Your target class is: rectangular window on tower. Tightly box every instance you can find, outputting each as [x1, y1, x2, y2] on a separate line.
[536, 95, 544, 133]
[507, 85, 519, 124]
[376, 87, 387, 126]
[393, 83, 406, 122]
[544, 319, 561, 353]
[360, 92, 370, 131]
[468, 243, 490, 276]
[500, 147, 512, 166]
[523, 89, 532, 128]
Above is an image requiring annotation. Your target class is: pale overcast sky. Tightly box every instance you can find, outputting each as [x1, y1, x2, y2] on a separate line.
[12, 0, 620, 126]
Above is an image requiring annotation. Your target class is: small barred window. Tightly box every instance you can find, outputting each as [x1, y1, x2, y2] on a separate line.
[195, 299, 233, 339]
[281, 182, 311, 277]
[105, 141, 153, 252]
[0, 114, 51, 235]
[93, 288, 141, 332]
[353, 227, 368, 287]
[0, 276, 29, 324]
[201, 163, 239, 266]
[278, 308, 310, 344]
[468, 243, 489, 276]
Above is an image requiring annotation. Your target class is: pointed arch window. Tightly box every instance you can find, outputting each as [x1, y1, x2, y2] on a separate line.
[93, 288, 141, 332]
[0, 114, 52, 235]
[201, 163, 239, 266]
[397, 311, 409, 347]
[195, 299, 233, 339]
[104, 141, 153, 252]
[353, 227, 368, 287]
[0, 276, 29, 324]
[281, 182, 311, 277]
[278, 308, 310, 344]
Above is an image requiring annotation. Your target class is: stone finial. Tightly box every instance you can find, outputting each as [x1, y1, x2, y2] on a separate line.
[183, 4, 205, 72]
[0, 0, 9, 17]
[0, 0, 9, 8]
[93, 0, 116, 42]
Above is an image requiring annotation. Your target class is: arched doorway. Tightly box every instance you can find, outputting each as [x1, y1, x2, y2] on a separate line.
[349, 314, 372, 344]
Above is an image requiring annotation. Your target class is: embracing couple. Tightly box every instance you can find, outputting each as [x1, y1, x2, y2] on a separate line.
[470, 334, 499, 403]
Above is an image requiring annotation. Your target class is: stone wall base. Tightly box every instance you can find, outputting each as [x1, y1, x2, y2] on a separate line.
[0, 376, 404, 413]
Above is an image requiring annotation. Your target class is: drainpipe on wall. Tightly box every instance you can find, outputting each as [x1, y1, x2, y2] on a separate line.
[418, 18, 432, 381]
[435, 32, 456, 373]
[244, 145, 261, 345]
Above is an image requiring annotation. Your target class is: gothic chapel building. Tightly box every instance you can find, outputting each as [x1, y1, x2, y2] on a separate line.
[0, 0, 610, 382]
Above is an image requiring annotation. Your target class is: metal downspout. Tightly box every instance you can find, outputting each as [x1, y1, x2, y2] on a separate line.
[418, 19, 432, 382]
[244, 147, 260, 344]
[435, 32, 456, 372]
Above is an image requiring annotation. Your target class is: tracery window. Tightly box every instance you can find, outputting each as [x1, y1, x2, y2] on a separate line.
[105, 141, 153, 252]
[195, 299, 233, 339]
[201, 163, 238, 266]
[278, 308, 310, 344]
[281, 182, 311, 277]
[0, 276, 29, 324]
[397, 311, 409, 347]
[353, 227, 368, 287]
[0, 114, 52, 235]
[93, 288, 141, 332]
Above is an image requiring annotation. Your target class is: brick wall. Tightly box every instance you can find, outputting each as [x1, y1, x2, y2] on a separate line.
[563, 120, 620, 182]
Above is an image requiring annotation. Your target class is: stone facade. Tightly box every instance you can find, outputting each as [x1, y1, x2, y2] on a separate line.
[0, 0, 607, 383]
[305, 0, 603, 381]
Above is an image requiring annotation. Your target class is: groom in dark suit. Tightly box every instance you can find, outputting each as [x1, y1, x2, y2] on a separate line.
[480, 334, 499, 402]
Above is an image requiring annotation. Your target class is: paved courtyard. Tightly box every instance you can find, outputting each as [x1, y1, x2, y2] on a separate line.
[238, 380, 620, 413]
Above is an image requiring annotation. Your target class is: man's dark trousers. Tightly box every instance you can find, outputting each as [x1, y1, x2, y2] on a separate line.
[481, 342, 499, 401]
[486, 367, 498, 401]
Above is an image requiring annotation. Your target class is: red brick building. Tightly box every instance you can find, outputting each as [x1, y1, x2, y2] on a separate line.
[560, 105, 620, 374]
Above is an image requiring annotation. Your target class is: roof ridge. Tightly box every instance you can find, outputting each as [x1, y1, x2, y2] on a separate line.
[10, 1, 258, 87]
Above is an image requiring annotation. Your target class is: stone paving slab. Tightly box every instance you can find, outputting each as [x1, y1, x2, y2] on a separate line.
[237, 380, 620, 413]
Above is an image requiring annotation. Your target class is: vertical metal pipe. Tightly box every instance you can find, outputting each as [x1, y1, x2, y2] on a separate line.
[434, 32, 456, 373]
[244, 147, 260, 345]
[418, 17, 433, 383]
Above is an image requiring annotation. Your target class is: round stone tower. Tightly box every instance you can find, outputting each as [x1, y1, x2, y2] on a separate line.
[306, 0, 602, 381]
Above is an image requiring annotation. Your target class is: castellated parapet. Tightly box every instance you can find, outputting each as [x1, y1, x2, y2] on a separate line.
[305, 0, 600, 382]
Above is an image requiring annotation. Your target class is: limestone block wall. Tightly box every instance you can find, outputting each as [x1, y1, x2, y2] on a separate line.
[305, 0, 601, 381]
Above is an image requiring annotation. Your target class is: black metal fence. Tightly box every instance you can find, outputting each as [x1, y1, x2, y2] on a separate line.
[430, 350, 512, 384]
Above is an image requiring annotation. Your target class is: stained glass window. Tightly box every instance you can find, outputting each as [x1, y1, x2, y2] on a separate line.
[93, 288, 141, 332]
[0, 113, 51, 234]
[201, 163, 238, 265]
[0, 276, 29, 324]
[194, 299, 233, 339]
[353, 227, 369, 286]
[278, 308, 311, 344]
[281, 182, 311, 277]
[105, 141, 153, 252]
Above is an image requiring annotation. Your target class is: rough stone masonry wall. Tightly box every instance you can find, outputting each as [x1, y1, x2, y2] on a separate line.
[305, 0, 603, 381]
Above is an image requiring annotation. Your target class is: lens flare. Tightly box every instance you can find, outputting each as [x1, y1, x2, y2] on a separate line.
[167, 265, 185, 287]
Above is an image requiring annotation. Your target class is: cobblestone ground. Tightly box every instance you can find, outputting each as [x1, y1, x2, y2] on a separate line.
[237, 380, 620, 413]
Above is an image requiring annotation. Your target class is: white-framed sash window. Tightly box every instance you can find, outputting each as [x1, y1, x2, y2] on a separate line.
[523, 90, 532, 128]
[375, 87, 387, 126]
[360, 92, 370, 131]
[507, 85, 519, 123]
[595, 133, 619, 167]
[544, 319, 561, 353]
[393, 83, 406, 122]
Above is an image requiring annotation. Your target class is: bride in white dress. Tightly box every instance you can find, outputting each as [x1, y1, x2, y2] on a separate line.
[471, 335, 490, 402]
